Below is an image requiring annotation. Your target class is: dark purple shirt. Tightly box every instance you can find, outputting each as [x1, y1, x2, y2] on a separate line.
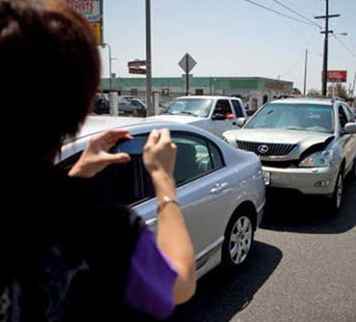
[125, 226, 178, 320]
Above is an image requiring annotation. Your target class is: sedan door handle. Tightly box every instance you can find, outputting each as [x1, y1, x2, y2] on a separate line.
[210, 183, 229, 194]
[210, 184, 222, 194]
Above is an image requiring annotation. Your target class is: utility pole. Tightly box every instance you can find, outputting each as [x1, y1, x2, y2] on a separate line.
[351, 72, 356, 97]
[303, 49, 309, 96]
[145, 0, 154, 116]
[315, 0, 340, 96]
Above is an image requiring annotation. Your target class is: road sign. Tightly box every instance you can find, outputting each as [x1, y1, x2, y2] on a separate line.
[128, 60, 146, 68]
[327, 70, 347, 83]
[66, 0, 103, 45]
[129, 67, 147, 75]
[179, 53, 197, 74]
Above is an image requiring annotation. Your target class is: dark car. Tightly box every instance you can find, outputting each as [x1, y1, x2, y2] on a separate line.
[118, 98, 147, 117]
[94, 95, 110, 115]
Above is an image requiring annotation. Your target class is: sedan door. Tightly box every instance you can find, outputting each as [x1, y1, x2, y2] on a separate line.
[133, 132, 234, 262]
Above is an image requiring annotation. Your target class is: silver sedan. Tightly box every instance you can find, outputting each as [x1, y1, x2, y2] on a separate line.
[58, 116, 265, 278]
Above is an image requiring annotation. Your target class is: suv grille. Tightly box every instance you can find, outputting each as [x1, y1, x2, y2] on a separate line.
[236, 140, 296, 156]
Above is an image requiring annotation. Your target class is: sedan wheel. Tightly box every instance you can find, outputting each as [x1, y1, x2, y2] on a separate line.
[222, 215, 254, 267]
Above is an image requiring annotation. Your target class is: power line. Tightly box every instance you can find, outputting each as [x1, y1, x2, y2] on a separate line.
[332, 34, 356, 58]
[242, 0, 320, 28]
[271, 0, 322, 29]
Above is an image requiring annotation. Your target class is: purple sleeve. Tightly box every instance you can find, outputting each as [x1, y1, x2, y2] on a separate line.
[125, 226, 178, 320]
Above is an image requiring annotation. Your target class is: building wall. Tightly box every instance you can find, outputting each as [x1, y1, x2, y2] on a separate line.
[100, 76, 294, 110]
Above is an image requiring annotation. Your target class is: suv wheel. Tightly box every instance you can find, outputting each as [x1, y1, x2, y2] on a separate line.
[328, 171, 344, 212]
[222, 214, 254, 268]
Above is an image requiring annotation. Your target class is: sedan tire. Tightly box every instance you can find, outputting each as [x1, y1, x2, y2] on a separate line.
[222, 213, 255, 268]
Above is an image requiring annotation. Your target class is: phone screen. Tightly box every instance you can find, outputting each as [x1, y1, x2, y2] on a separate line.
[110, 136, 147, 155]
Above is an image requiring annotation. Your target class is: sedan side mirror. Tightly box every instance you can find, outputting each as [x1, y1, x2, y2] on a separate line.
[212, 113, 226, 121]
[236, 117, 247, 127]
[344, 122, 356, 134]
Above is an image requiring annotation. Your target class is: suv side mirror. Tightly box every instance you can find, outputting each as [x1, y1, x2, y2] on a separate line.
[344, 122, 356, 134]
[236, 117, 247, 127]
[212, 113, 226, 121]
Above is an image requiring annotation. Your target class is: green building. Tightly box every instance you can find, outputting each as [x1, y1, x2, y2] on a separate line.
[100, 76, 294, 110]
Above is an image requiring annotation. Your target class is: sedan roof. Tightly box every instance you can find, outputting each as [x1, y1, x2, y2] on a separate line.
[76, 116, 179, 140]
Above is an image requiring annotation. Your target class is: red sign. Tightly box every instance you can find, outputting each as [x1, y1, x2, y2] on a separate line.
[129, 67, 147, 75]
[128, 60, 146, 68]
[327, 70, 347, 83]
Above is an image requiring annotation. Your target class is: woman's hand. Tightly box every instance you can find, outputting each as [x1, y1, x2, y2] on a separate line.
[143, 129, 177, 178]
[69, 129, 132, 178]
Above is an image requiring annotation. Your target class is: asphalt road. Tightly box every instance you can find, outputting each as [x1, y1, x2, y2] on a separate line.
[169, 176, 356, 322]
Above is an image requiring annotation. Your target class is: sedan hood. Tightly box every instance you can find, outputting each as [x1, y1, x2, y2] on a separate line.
[149, 114, 205, 125]
[224, 128, 334, 154]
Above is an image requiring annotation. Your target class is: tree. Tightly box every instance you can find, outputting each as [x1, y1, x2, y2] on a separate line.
[292, 88, 302, 96]
[328, 84, 349, 99]
[307, 89, 321, 97]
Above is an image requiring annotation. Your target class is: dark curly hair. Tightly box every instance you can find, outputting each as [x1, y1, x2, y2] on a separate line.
[0, 0, 100, 160]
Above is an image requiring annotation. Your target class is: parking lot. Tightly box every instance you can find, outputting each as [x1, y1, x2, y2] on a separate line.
[169, 176, 356, 322]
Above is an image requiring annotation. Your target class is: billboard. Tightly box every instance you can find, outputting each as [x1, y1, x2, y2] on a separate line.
[327, 70, 347, 83]
[65, 0, 103, 45]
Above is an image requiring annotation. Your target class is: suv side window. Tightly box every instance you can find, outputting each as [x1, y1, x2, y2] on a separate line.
[342, 104, 355, 122]
[172, 134, 225, 186]
[231, 100, 244, 117]
[338, 105, 348, 129]
[214, 100, 233, 116]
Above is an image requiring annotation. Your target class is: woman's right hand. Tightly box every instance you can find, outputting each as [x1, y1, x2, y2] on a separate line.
[143, 129, 177, 178]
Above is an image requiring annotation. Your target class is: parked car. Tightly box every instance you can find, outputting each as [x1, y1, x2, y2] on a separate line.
[118, 97, 147, 117]
[94, 94, 110, 115]
[223, 98, 356, 211]
[58, 116, 265, 278]
[151, 96, 248, 138]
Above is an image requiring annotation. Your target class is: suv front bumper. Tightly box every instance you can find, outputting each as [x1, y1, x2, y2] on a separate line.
[262, 166, 339, 196]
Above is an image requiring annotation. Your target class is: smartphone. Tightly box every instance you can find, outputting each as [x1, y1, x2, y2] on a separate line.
[110, 136, 147, 155]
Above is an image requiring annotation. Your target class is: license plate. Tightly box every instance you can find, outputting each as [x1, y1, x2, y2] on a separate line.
[263, 171, 271, 186]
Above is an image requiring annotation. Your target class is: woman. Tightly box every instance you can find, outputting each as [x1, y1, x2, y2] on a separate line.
[0, 0, 196, 321]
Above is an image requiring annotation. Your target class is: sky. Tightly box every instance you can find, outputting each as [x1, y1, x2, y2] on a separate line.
[99, 0, 356, 92]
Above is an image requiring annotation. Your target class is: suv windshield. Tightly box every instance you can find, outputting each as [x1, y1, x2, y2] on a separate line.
[165, 99, 213, 117]
[246, 103, 334, 133]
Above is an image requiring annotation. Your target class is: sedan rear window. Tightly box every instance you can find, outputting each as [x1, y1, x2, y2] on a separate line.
[246, 103, 334, 133]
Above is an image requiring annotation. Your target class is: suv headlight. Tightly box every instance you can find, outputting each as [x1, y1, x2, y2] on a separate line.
[299, 150, 334, 168]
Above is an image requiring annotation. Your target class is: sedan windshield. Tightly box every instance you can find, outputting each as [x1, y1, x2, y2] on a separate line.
[165, 99, 213, 117]
[246, 103, 334, 133]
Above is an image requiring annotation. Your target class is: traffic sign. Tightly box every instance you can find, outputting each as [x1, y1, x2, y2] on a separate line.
[129, 67, 147, 75]
[179, 53, 197, 74]
[128, 60, 146, 68]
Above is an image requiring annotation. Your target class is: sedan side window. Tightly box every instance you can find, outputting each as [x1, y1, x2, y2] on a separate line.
[173, 134, 224, 186]
[57, 135, 154, 207]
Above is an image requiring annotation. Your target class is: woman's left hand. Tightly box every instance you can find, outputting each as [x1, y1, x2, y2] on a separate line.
[68, 129, 132, 178]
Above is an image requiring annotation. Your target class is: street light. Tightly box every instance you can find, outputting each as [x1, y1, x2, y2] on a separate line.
[101, 42, 115, 92]
[145, 0, 153, 115]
